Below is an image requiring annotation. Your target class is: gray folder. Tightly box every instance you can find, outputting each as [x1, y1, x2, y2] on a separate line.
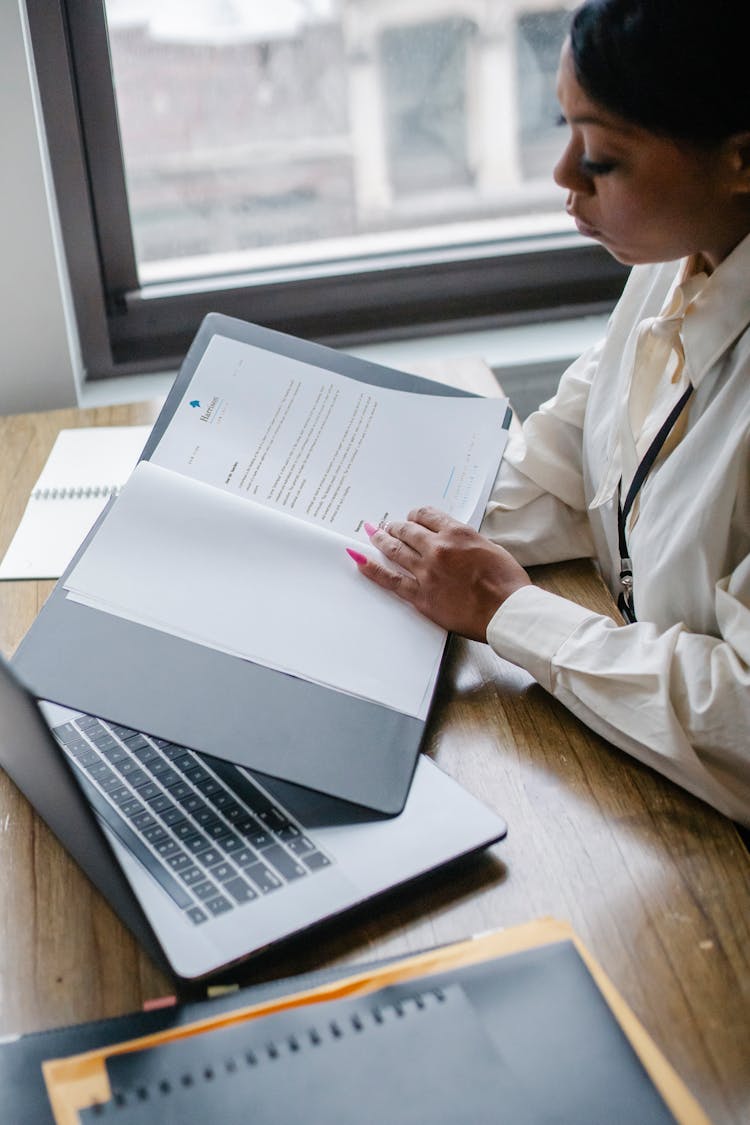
[13, 314, 507, 813]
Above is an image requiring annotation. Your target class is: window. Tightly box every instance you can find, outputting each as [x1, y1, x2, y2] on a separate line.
[28, 0, 627, 378]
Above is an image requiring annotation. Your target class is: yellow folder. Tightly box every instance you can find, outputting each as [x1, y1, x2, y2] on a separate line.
[43, 918, 710, 1125]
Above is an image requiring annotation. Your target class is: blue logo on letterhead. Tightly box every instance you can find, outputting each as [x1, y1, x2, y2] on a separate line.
[189, 400, 200, 408]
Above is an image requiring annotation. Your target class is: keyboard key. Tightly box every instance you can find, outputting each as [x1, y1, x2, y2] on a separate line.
[205, 895, 232, 917]
[109, 787, 131, 806]
[204, 820, 231, 840]
[233, 846, 260, 868]
[114, 758, 140, 777]
[165, 781, 192, 802]
[248, 827, 273, 850]
[89, 734, 117, 752]
[195, 776, 222, 796]
[209, 862, 237, 883]
[158, 768, 182, 789]
[179, 865, 206, 886]
[100, 773, 126, 795]
[186, 907, 208, 925]
[101, 746, 128, 765]
[132, 814, 157, 832]
[192, 880, 221, 902]
[224, 877, 258, 905]
[159, 742, 188, 758]
[160, 807, 187, 827]
[208, 789, 234, 810]
[85, 760, 116, 782]
[154, 838, 181, 859]
[174, 820, 198, 841]
[147, 793, 174, 814]
[194, 808, 221, 828]
[53, 722, 85, 746]
[221, 802, 248, 824]
[132, 810, 157, 831]
[62, 740, 92, 759]
[108, 724, 138, 739]
[121, 798, 145, 818]
[137, 781, 161, 802]
[143, 824, 168, 844]
[166, 851, 192, 872]
[176, 793, 207, 815]
[127, 768, 150, 788]
[261, 844, 306, 881]
[75, 748, 100, 768]
[244, 862, 281, 894]
[123, 734, 150, 750]
[277, 823, 301, 841]
[184, 764, 211, 784]
[133, 745, 159, 765]
[146, 756, 174, 777]
[286, 834, 316, 856]
[259, 807, 293, 834]
[75, 715, 100, 731]
[170, 753, 194, 773]
[199, 847, 222, 867]
[303, 850, 331, 871]
[183, 832, 210, 855]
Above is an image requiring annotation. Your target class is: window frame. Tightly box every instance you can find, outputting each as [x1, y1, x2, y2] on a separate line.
[28, 0, 628, 380]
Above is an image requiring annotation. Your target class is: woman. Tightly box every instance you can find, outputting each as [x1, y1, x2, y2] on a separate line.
[350, 0, 750, 825]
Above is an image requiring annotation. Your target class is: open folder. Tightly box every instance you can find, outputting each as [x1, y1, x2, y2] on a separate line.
[13, 314, 510, 812]
[41, 919, 710, 1125]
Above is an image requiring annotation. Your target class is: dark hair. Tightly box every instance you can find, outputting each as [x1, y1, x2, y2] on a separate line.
[569, 0, 750, 145]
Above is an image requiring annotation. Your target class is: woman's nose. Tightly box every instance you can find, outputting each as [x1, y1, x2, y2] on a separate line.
[553, 143, 594, 195]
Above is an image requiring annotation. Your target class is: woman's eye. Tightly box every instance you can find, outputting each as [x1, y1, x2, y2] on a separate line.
[579, 155, 617, 176]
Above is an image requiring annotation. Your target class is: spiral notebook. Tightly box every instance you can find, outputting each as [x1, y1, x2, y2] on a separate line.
[41, 921, 708, 1125]
[0, 426, 150, 580]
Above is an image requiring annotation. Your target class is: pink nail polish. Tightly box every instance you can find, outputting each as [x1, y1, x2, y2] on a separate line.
[364, 522, 378, 537]
[346, 548, 368, 566]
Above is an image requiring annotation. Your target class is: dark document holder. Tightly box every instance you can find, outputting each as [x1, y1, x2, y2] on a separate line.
[13, 314, 507, 813]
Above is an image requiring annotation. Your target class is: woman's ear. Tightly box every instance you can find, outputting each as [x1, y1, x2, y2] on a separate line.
[726, 132, 750, 196]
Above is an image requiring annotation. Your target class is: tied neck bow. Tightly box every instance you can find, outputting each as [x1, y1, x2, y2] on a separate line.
[590, 267, 708, 518]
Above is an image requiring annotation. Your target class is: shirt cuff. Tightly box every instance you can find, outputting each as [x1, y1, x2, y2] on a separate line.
[486, 585, 598, 692]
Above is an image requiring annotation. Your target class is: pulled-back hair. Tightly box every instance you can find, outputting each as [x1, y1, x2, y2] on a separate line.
[569, 0, 750, 145]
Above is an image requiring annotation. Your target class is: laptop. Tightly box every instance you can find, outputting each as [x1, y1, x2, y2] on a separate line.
[0, 656, 507, 981]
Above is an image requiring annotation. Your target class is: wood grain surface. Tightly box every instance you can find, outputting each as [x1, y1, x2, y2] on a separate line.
[0, 387, 748, 1124]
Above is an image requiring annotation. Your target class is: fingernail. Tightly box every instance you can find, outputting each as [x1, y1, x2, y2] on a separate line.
[364, 522, 378, 537]
[346, 548, 368, 566]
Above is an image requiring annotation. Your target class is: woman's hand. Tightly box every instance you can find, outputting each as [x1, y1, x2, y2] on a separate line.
[349, 506, 531, 643]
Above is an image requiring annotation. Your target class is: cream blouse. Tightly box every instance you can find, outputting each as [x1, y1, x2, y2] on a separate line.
[483, 233, 750, 825]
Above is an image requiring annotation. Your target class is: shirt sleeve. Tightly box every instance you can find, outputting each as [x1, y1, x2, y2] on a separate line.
[486, 558, 750, 826]
[480, 340, 604, 566]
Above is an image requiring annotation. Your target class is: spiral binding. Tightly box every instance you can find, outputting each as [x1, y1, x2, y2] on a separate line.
[31, 484, 120, 501]
[87, 988, 447, 1115]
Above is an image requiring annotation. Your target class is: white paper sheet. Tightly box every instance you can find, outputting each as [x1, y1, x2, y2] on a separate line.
[0, 426, 151, 580]
[151, 334, 508, 536]
[65, 462, 446, 718]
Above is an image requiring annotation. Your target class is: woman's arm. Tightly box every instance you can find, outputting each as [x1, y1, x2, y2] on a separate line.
[481, 340, 603, 566]
[487, 562, 750, 826]
[356, 512, 750, 825]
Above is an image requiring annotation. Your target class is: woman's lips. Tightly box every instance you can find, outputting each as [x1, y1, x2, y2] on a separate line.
[572, 215, 601, 239]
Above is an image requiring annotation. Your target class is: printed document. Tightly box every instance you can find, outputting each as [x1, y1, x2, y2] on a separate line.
[64, 336, 508, 717]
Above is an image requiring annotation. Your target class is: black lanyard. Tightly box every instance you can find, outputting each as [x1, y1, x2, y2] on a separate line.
[617, 384, 694, 623]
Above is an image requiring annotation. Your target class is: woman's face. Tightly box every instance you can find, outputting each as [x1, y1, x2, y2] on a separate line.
[553, 42, 740, 269]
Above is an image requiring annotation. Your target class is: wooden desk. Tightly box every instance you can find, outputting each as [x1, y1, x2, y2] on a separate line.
[1, 390, 749, 1125]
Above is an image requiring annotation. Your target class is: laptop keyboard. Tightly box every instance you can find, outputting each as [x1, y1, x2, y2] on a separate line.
[52, 715, 331, 926]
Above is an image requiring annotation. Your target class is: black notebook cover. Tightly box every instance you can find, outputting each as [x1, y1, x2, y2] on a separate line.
[9, 936, 682, 1125]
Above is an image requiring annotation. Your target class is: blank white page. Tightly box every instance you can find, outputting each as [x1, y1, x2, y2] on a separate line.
[65, 461, 445, 718]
